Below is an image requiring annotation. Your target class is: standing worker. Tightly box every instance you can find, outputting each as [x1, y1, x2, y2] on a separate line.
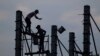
[25, 10, 42, 33]
[36, 25, 46, 52]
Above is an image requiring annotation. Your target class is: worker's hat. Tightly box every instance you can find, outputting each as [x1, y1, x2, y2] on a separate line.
[36, 25, 40, 29]
[35, 9, 39, 13]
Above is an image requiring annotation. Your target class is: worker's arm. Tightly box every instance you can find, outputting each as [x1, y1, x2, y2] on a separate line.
[34, 15, 42, 20]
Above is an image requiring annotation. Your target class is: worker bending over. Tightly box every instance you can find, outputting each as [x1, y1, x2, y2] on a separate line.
[25, 10, 42, 33]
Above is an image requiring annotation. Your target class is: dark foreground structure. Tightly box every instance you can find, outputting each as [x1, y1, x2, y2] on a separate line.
[15, 5, 99, 56]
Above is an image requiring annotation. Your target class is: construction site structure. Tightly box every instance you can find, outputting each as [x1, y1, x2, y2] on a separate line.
[83, 5, 90, 56]
[51, 25, 58, 56]
[69, 32, 75, 56]
[15, 10, 52, 56]
[15, 5, 99, 56]
[68, 5, 99, 56]
[15, 9, 67, 56]
[15, 10, 22, 56]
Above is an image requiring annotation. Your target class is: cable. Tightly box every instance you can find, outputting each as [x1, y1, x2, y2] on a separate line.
[58, 40, 63, 56]
[57, 38, 69, 54]
[90, 14, 100, 32]
[90, 24, 98, 56]
[74, 46, 78, 56]
[75, 42, 82, 52]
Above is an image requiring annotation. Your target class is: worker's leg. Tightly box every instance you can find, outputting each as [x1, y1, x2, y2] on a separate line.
[28, 24, 31, 33]
[42, 42, 44, 52]
[41, 37, 44, 52]
[25, 18, 28, 32]
[26, 21, 31, 33]
[38, 38, 41, 52]
[25, 18, 31, 33]
[39, 38, 43, 52]
[39, 43, 42, 52]
[25, 25, 28, 32]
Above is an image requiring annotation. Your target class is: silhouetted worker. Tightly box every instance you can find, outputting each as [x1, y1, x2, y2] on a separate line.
[36, 25, 46, 52]
[25, 10, 42, 33]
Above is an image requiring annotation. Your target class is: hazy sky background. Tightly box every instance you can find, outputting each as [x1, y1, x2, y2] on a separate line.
[0, 0, 100, 56]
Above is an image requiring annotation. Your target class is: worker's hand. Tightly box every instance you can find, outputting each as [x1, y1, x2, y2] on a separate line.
[38, 18, 42, 20]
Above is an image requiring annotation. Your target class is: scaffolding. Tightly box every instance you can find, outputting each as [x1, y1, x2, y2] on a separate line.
[15, 10, 50, 56]
[15, 5, 99, 56]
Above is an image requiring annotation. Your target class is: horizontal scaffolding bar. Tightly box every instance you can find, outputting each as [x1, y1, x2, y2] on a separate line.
[25, 50, 50, 55]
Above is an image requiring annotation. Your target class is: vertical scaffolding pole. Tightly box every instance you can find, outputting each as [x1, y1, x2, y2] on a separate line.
[15, 10, 22, 56]
[51, 25, 58, 56]
[69, 32, 75, 56]
[83, 5, 90, 56]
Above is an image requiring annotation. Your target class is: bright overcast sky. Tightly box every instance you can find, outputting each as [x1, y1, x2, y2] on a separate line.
[0, 0, 100, 56]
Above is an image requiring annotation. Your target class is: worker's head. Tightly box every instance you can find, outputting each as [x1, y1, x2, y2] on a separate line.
[36, 25, 41, 29]
[35, 9, 39, 14]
